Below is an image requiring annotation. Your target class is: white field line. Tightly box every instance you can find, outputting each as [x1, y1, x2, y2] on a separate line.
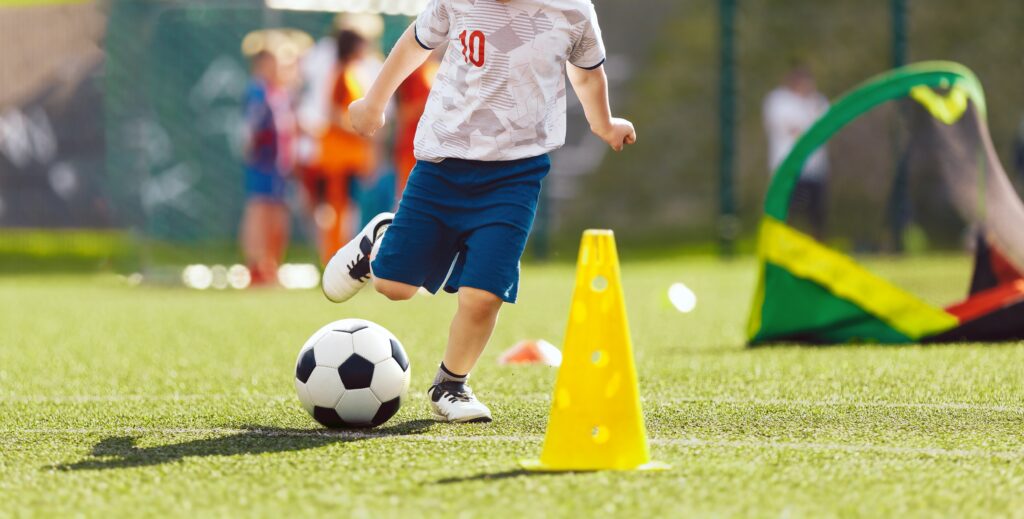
[654, 438, 1024, 461]
[0, 394, 292, 404]
[2, 394, 1022, 414]
[4, 427, 1023, 460]
[0, 393, 428, 403]
[662, 397, 1024, 414]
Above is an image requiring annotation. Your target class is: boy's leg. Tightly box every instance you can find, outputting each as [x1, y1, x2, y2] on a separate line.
[427, 287, 502, 423]
[372, 277, 419, 301]
[444, 287, 503, 375]
[324, 161, 463, 304]
[428, 221, 527, 424]
[428, 157, 550, 423]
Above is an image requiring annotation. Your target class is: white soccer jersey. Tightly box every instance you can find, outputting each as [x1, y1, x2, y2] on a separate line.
[413, 0, 606, 162]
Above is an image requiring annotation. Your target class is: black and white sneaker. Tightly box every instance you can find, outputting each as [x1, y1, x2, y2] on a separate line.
[428, 382, 493, 423]
[322, 212, 394, 303]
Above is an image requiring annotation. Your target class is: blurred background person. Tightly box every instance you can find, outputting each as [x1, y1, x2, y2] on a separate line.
[295, 24, 341, 264]
[296, 15, 389, 266]
[302, 30, 374, 265]
[392, 57, 439, 202]
[241, 50, 295, 286]
[763, 62, 831, 240]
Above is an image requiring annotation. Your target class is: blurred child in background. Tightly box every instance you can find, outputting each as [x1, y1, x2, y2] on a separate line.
[303, 30, 375, 265]
[241, 50, 295, 286]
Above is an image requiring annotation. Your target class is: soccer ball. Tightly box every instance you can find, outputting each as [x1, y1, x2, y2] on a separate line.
[294, 319, 411, 428]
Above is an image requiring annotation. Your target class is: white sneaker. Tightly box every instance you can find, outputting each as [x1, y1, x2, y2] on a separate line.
[322, 212, 394, 303]
[428, 382, 493, 423]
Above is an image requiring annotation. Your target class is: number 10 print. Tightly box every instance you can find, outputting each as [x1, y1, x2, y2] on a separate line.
[459, 30, 485, 67]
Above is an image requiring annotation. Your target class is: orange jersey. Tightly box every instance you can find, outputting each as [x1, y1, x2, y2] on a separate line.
[318, 67, 373, 177]
[394, 62, 438, 193]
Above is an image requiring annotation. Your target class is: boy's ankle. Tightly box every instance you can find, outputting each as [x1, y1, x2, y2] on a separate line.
[433, 362, 468, 385]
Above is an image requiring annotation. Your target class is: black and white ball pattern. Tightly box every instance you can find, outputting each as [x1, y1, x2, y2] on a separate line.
[295, 319, 411, 428]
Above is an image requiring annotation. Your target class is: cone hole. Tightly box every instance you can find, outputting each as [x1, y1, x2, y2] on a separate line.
[591, 425, 610, 444]
[590, 275, 608, 292]
[591, 350, 608, 367]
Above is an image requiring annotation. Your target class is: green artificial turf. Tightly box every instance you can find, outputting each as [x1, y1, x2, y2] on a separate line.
[1, 256, 1022, 518]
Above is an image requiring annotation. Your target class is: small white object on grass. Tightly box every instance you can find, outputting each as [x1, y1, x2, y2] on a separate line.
[182, 264, 213, 290]
[278, 263, 321, 290]
[210, 265, 229, 290]
[668, 282, 697, 313]
[227, 264, 251, 290]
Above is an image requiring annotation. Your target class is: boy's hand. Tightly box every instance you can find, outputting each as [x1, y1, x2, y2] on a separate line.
[349, 98, 386, 137]
[592, 117, 637, 151]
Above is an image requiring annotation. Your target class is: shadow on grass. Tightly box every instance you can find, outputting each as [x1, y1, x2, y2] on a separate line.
[434, 469, 580, 484]
[53, 419, 435, 471]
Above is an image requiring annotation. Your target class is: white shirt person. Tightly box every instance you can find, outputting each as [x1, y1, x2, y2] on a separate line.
[763, 65, 830, 181]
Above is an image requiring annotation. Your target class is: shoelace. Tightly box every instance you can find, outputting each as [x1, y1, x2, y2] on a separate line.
[346, 219, 392, 282]
[434, 383, 472, 403]
[347, 255, 369, 281]
[346, 236, 375, 281]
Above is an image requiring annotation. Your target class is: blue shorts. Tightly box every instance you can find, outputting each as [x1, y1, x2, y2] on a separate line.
[371, 155, 550, 303]
[245, 167, 288, 202]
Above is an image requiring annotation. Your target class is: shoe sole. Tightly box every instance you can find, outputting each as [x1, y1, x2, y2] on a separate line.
[321, 270, 365, 304]
[431, 412, 493, 424]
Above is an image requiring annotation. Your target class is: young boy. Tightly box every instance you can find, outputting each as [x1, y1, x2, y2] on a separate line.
[322, 0, 636, 423]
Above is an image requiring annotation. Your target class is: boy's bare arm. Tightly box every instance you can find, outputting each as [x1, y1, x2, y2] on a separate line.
[349, 24, 433, 137]
[567, 64, 637, 151]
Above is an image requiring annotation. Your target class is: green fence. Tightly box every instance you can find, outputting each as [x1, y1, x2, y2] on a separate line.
[3, 0, 1024, 271]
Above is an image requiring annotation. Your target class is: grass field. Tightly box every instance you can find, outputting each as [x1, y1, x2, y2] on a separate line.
[2, 256, 1023, 518]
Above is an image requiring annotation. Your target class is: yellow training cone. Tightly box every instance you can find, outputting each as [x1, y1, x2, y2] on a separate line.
[521, 230, 668, 472]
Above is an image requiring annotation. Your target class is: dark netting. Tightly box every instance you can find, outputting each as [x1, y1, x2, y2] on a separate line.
[784, 98, 906, 251]
[904, 94, 1024, 274]
[784, 87, 1024, 273]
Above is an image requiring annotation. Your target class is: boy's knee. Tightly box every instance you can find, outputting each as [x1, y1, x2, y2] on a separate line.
[458, 287, 503, 320]
[373, 278, 418, 301]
